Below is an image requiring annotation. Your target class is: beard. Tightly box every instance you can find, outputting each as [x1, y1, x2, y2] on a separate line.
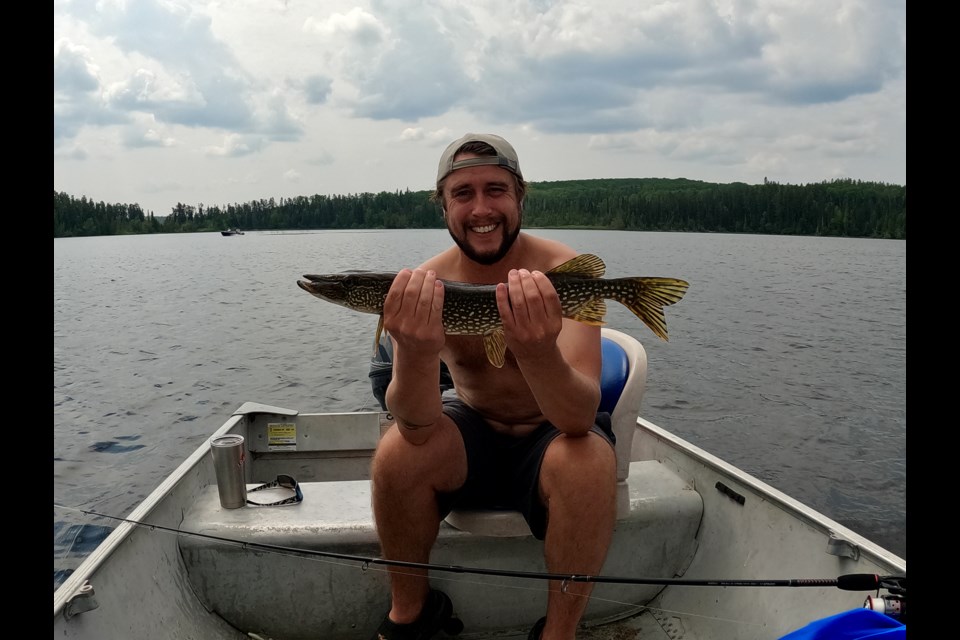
[447, 212, 522, 266]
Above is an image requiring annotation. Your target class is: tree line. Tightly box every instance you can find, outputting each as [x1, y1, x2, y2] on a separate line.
[53, 177, 905, 239]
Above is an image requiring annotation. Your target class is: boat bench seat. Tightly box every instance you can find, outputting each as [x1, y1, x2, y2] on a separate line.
[178, 459, 702, 639]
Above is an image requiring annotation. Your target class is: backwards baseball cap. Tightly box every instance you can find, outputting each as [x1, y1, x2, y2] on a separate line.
[436, 133, 523, 186]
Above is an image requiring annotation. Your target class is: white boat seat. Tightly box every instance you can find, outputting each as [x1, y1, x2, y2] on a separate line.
[443, 327, 647, 537]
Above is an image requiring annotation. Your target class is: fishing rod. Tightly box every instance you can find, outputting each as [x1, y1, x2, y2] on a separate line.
[58, 505, 906, 595]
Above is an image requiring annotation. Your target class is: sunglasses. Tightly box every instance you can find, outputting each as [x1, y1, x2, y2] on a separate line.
[246, 474, 303, 507]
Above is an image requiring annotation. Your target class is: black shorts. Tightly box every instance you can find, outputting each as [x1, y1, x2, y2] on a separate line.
[436, 397, 615, 540]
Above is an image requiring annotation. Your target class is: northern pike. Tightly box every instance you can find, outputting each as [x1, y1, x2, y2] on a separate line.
[297, 254, 689, 368]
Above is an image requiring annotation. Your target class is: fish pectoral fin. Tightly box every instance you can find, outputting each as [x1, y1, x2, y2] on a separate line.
[568, 299, 607, 326]
[483, 330, 506, 368]
[372, 315, 385, 357]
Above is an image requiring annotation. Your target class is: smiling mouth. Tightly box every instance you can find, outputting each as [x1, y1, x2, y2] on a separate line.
[471, 223, 498, 234]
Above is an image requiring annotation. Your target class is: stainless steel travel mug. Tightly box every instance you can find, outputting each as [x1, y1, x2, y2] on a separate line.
[210, 435, 247, 508]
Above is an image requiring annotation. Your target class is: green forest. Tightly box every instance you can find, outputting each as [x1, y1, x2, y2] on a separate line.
[53, 177, 906, 239]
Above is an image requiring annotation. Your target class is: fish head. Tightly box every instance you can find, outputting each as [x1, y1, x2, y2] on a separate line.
[297, 271, 393, 314]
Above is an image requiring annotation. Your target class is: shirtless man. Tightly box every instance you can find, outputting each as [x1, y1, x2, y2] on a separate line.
[370, 133, 617, 640]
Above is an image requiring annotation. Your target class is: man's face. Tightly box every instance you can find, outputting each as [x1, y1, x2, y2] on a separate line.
[442, 154, 522, 266]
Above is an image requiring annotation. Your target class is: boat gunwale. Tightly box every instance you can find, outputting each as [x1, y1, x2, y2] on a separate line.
[53, 412, 246, 616]
[635, 416, 906, 572]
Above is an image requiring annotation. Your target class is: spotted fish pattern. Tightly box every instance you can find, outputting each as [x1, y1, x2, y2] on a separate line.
[298, 254, 689, 368]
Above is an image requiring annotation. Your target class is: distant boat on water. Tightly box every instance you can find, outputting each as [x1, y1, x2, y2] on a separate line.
[221, 228, 245, 236]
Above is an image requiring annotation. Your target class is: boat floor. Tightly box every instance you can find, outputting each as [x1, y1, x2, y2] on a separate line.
[484, 609, 671, 639]
[231, 604, 671, 640]
[339, 608, 671, 640]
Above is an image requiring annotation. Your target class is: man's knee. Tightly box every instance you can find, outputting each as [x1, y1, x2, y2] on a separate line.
[543, 432, 615, 473]
[372, 419, 467, 493]
[538, 433, 616, 501]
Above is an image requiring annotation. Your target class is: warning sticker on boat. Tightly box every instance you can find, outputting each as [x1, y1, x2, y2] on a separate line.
[267, 423, 297, 451]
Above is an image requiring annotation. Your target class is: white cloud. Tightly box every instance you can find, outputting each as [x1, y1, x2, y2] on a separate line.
[204, 133, 266, 158]
[303, 6, 388, 46]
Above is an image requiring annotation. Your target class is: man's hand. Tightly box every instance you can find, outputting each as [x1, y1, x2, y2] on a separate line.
[495, 268, 563, 361]
[383, 268, 446, 357]
[495, 268, 601, 434]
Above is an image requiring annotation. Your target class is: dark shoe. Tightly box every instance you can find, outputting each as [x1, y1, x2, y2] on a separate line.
[528, 616, 546, 640]
[371, 589, 461, 640]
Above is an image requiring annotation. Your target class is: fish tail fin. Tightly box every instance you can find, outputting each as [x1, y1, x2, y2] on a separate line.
[615, 277, 689, 341]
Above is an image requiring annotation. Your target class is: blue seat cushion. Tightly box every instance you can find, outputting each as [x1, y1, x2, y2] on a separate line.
[599, 337, 629, 414]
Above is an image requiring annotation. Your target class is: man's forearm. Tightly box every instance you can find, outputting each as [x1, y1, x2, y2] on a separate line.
[517, 345, 601, 435]
[384, 344, 445, 440]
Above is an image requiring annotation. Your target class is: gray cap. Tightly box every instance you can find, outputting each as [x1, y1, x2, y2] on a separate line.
[436, 133, 523, 186]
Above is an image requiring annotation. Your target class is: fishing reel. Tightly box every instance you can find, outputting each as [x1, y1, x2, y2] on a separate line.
[863, 575, 906, 623]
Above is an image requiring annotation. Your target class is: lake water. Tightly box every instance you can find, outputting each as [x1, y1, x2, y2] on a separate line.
[53, 229, 906, 590]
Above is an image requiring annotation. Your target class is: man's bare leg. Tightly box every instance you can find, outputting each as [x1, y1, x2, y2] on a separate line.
[370, 417, 467, 623]
[538, 433, 617, 640]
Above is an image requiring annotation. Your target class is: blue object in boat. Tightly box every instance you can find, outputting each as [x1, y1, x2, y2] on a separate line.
[778, 609, 905, 639]
[598, 337, 629, 414]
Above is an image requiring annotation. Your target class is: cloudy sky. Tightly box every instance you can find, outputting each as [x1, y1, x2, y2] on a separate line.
[54, 0, 906, 216]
